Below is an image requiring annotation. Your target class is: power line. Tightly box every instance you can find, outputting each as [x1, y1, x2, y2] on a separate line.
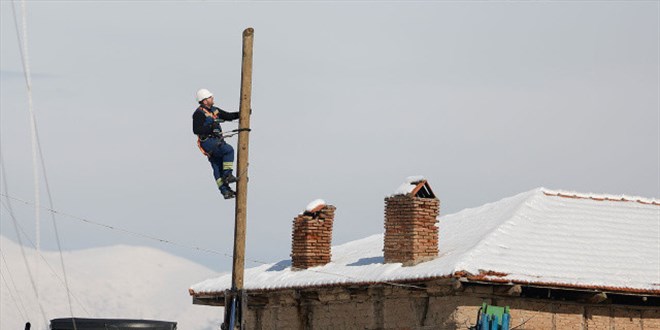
[0, 193, 427, 291]
[9, 0, 43, 326]
[0, 193, 233, 257]
[9, 1, 43, 323]
[0, 272, 29, 324]
[0, 251, 29, 323]
[34, 102, 79, 330]
[0, 156, 48, 326]
[510, 302, 552, 330]
[10, 0, 78, 327]
[0, 201, 92, 317]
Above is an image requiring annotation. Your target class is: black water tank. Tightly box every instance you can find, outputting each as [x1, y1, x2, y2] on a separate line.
[50, 318, 177, 330]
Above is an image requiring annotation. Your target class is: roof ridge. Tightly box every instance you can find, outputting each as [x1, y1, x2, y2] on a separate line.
[541, 188, 659, 205]
[451, 188, 542, 275]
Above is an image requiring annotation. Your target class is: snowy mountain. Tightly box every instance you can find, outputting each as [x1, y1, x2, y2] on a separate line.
[1, 235, 223, 329]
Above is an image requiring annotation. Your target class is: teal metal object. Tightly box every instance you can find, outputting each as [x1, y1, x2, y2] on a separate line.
[475, 302, 511, 330]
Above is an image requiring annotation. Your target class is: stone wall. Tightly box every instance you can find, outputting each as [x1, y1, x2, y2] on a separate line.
[291, 205, 335, 269]
[242, 282, 660, 330]
[384, 195, 440, 266]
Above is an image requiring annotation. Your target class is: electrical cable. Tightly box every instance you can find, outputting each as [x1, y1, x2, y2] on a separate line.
[10, 1, 42, 321]
[0, 202, 92, 317]
[0, 251, 29, 323]
[220, 128, 251, 139]
[0, 272, 29, 324]
[0, 155, 48, 326]
[34, 109, 79, 329]
[0, 193, 428, 291]
[0, 193, 234, 258]
[10, 1, 78, 327]
[510, 302, 552, 330]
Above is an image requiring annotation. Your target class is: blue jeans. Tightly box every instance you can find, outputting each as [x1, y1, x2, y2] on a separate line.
[200, 137, 234, 192]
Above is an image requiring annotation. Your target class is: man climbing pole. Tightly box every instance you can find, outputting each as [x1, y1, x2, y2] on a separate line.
[193, 88, 239, 199]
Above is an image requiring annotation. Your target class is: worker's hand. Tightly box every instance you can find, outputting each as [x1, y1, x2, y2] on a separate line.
[212, 128, 222, 136]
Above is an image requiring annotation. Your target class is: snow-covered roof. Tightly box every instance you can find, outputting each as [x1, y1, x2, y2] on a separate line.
[190, 188, 660, 296]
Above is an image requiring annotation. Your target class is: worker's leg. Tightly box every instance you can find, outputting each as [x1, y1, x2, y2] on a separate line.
[202, 138, 235, 199]
[209, 157, 234, 199]
[216, 142, 235, 182]
[207, 157, 225, 191]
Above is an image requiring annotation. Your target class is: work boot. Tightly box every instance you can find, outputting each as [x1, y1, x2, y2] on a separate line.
[223, 173, 237, 184]
[220, 186, 236, 200]
[221, 189, 236, 200]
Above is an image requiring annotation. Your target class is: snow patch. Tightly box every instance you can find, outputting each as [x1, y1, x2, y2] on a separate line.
[305, 199, 327, 212]
[542, 188, 659, 204]
[391, 175, 426, 196]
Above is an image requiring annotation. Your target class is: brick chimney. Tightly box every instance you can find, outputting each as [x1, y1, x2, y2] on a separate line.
[384, 177, 439, 266]
[291, 199, 335, 270]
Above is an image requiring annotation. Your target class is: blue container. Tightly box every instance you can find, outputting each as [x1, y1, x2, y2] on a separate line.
[490, 314, 499, 330]
[502, 313, 510, 330]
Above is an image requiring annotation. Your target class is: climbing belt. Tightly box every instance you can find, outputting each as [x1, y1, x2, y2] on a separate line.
[220, 128, 252, 138]
[197, 128, 252, 157]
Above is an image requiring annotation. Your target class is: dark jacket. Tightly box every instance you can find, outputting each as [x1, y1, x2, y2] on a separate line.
[192, 105, 240, 138]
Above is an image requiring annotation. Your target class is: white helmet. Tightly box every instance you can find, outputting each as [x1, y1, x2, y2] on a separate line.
[195, 88, 213, 102]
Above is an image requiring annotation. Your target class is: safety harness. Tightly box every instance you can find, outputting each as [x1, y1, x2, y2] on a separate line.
[196, 106, 218, 157]
[196, 106, 251, 157]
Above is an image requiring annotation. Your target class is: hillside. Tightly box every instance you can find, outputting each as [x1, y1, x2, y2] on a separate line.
[1, 235, 223, 329]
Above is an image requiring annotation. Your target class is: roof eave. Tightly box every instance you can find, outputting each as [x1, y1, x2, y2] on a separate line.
[190, 272, 660, 307]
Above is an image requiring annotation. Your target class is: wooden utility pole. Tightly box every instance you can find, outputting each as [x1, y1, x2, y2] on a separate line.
[227, 27, 253, 330]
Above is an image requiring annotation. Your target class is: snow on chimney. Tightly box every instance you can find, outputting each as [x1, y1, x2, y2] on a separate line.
[383, 176, 439, 266]
[291, 199, 335, 270]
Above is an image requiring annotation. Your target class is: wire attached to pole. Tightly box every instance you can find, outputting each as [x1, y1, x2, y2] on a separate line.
[9, 1, 78, 327]
[0, 192, 429, 292]
[0, 252, 29, 323]
[0, 201, 92, 317]
[0, 154, 48, 327]
[10, 1, 42, 320]
[220, 128, 252, 139]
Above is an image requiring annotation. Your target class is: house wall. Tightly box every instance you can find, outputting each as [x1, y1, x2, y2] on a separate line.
[242, 283, 660, 330]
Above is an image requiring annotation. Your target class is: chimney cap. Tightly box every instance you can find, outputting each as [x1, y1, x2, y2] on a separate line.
[390, 176, 436, 198]
[305, 199, 327, 213]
